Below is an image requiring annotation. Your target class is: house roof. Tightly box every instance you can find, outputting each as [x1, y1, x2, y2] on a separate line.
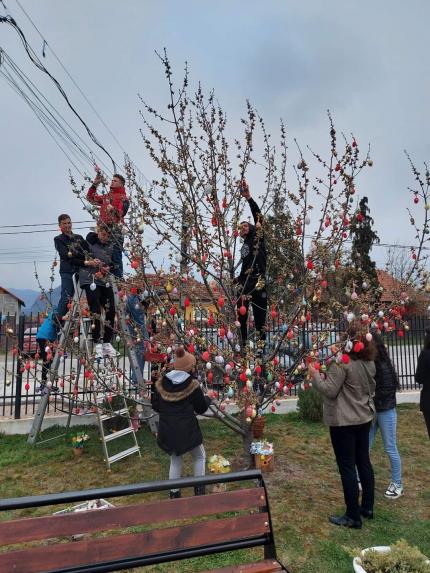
[376, 269, 429, 305]
[125, 273, 216, 304]
[0, 287, 25, 307]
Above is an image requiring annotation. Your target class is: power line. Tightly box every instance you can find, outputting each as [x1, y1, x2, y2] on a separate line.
[0, 13, 118, 170]
[0, 225, 91, 235]
[11, 0, 152, 187]
[0, 220, 92, 229]
[0, 259, 54, 265]
[0, 50, 114, 175]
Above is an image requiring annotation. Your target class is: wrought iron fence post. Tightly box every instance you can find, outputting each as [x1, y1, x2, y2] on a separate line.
[14, 313, 25, 420]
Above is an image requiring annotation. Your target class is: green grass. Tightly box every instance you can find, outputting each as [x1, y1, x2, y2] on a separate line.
[1, 404, 429, 572]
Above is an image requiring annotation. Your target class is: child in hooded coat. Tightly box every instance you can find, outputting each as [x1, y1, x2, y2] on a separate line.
[151, 347, 211, 498]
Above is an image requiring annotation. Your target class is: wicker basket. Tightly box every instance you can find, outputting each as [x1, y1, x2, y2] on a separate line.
[252, 416, 266, 439]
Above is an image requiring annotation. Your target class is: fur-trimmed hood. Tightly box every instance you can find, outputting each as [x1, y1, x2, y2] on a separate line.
[155, 374, 200, 402]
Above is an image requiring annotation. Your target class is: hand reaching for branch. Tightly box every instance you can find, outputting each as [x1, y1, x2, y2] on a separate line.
[239, 179, 250, 200]
[93, 172, 104, 187]
[86, 258, 103, 268]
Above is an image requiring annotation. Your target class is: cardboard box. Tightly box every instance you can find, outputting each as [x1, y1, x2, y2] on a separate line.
[254, 453, 274, 472]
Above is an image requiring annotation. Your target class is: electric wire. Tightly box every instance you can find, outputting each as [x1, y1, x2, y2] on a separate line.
[0, 220, 92, 228]
[11, 0, 152, 187]
[12, 0, 145, 176]
[0, 13, 117, 170]
[0, 50, 114, 175]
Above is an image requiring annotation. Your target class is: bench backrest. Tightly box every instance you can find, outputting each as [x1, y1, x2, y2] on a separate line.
[0, 470, 277, 572]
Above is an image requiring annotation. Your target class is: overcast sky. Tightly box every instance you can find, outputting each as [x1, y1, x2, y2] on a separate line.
[1, 0, 430, 289]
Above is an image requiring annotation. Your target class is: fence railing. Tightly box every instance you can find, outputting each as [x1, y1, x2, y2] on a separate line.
[1, 312, 428, 419]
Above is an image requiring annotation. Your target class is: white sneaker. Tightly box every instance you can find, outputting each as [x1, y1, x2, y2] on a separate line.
[384, 482, 403, 499]
[94, 343, 103, 360]
[103, 342, 118, 358]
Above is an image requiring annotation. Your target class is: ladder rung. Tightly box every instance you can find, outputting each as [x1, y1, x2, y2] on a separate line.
[107, 446, 140, 464]
[100, 408, 129, 422]
[104, 427, 134, 441]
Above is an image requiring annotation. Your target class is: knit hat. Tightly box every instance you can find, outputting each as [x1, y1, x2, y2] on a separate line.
[173, 346, 196, 373]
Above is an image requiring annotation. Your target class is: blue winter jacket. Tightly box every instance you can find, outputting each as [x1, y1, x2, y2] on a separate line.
[36, 312, 57, 342]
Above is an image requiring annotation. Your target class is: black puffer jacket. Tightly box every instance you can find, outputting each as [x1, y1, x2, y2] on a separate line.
[415, 348, 430, 412]
[238, 198, 266, 293]
[54, 233, 89, 274]
[374, 357, 399, 412]
[79, 232, 114, 287]
[151, 371, 211, 456]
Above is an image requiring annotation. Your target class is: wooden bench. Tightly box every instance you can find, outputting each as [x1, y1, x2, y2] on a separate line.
[0, 470, 289, 573]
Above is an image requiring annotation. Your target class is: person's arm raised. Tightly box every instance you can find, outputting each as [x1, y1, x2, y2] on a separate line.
[240, 179, 262, 225]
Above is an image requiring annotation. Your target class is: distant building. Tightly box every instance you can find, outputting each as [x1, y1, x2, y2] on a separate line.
[0, 287, 25, 323]
[377, 269, 430, 316]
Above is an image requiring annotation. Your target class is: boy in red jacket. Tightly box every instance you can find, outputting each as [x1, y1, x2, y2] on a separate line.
[87, 173, 129, 278]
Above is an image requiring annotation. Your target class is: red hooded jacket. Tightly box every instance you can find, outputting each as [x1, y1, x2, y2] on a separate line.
[87, 185, 128, 225]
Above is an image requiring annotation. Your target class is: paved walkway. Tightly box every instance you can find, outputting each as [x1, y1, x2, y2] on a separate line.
[0, 391, 420, 435]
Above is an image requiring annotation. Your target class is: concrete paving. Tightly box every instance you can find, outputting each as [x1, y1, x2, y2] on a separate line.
[0, 390, 420, 435]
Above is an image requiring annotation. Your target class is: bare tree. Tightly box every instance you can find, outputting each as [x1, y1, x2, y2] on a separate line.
[29, 55, 428, 467]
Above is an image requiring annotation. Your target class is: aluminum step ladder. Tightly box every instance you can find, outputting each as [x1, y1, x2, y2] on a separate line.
[94, 386, 141, 469]
[27, 276, 86, 445]
[27, 275, 153, 467]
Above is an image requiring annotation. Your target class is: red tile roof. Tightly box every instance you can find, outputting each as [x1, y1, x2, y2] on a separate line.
[377, 269, 429, 310]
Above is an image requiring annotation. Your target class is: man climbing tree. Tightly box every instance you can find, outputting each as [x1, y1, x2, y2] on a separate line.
[87, 172, 129, 278]
[234, 180, 268, 354]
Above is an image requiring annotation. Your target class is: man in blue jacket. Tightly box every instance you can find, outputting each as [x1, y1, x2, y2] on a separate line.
[36, 311, 58, 383]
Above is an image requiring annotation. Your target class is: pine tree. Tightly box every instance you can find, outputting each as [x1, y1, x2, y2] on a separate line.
[265, 196, 303, 309]
[349, 196, 380, 291]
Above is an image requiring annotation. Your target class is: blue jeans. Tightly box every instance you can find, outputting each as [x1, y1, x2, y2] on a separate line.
[126, 295, 148, 384]
[369, 408, 402, 485]
[57, 271, 76, 322]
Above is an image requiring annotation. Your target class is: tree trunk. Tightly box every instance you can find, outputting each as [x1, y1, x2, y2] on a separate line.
[240, 412, 255, 469]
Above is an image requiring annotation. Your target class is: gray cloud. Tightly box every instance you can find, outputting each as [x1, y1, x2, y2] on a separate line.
[1, 0, 430, 288]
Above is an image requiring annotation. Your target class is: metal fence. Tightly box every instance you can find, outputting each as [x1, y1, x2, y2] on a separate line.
[1, 311, 428, 419]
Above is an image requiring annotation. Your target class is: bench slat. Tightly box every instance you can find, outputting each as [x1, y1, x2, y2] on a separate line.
[0, 512, 271, 573]
[0, 487, 266, 546]
[205, 560, 284, 572]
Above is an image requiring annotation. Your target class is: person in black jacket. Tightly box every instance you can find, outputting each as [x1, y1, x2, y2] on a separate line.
[415, 327, 430, 439]
[234, 180, 268, 353]
[54, 214, 89, 325]
[151, 347, 211, 498]
[368, 331, 403, 499]
[79, 223, 117, 360]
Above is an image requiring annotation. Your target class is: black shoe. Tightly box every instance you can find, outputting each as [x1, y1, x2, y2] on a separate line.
[329, 514, 362, 529]
[360, 508, 374, 519]
[169, 490, 181, 499]
[194, 485, 206, 496]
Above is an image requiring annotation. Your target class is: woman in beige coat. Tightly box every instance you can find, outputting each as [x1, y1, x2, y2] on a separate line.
[309, 327, 377, 529]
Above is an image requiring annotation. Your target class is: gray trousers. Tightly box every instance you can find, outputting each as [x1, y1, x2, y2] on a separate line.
[169, 444, 206, 491]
